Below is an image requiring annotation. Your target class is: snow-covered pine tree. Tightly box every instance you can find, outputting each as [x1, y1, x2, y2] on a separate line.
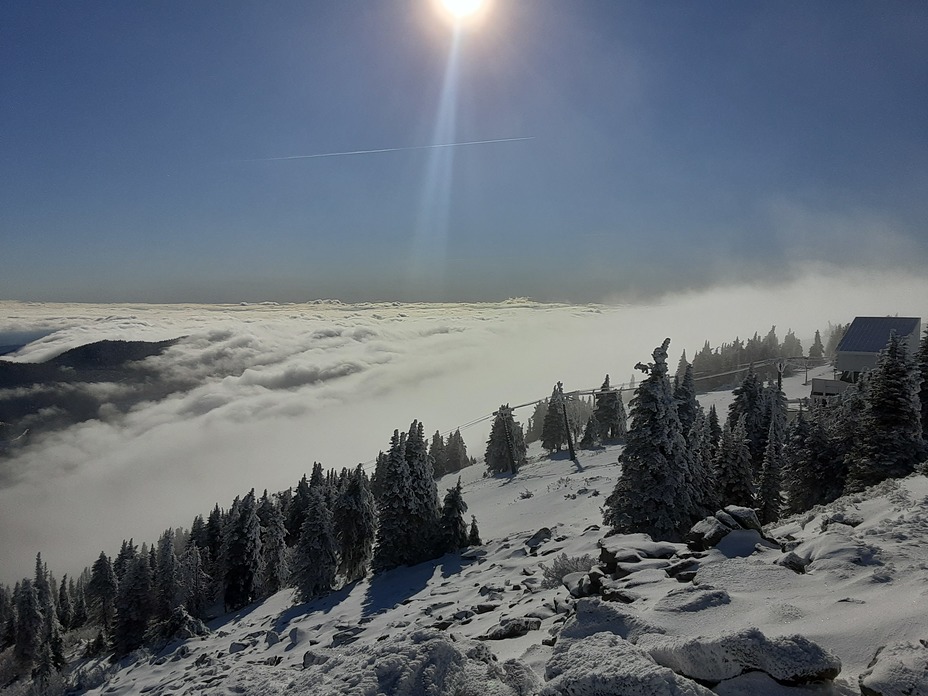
[808, 330, 825, 359]
[3, 583, 19, 650]
[429, 431, 447, 479]
[675, 350, 688, 383]
[468, 516, 482, 546]
[485, 405, 527, 474]
[917, 325, 928, 443]
[714, 417, 755, 508]
[86, 552, 118, 632]
[594, 375, 628, 443]
[285, 475, 312, 546]
[71, 577, 88, 630]
[758, 385, 787, 524]
[444, 430, 471, 475]
[674, 365, 699, 441]
[686, 408, 717, 519]
[13, 579, 42, 667]
[332, 465, 377, 583]
[0, 585, 12, 650]
[257, 491, 289, 596]
[729, 366, 769, 475]
[579, 414, 602, 450]
[292, 488, 338, 602]
[782, 411, 815, 514]
[707, 404, 722, 454]
[205, 504, 223, 561]
[781, 329, 803, 359]
[603, 339, 692, 541]
[220, 491, 264, 611]
[372, 430, 413, 571]
[541, 382, 568, 453]
[111, 554, 152, 657]
[524, 399, 548, 444]
[309, 461, 325, 489]
[846, 332, 926, 491]
[113, 539, 137, 584]
[178, 545, 212, 619]
[153, 529, 182, 622]
[405, 420, 441, 560]
[438, 478, 469, 553]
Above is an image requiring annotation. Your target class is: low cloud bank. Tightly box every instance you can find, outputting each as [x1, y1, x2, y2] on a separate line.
[0, 269, 925, 583]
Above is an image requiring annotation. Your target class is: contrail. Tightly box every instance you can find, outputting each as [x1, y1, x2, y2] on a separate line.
[243, 136, 534, 162]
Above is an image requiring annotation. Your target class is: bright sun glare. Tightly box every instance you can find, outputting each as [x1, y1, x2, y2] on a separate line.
[439, 0, 485, 20]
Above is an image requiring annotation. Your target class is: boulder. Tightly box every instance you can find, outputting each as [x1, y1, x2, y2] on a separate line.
[562, 571, 594, 598]
[542, 631, 714, 695]
[687, 517, 732, 551]
[556, 597, 664, 645]
[480, 617, 542, 640]
[723, 506, 762, 532]
[525, 527, 553, 552]
[775, 551, 809, 574]
[859, 640, 928, 696]
[637, 627, 841, 685]
[653, 585, 731, 613]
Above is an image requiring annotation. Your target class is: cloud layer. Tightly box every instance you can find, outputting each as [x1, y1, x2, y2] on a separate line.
[1, 269, 926, 584]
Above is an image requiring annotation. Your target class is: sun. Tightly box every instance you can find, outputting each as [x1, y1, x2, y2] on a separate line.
[436, 0, 487, 22]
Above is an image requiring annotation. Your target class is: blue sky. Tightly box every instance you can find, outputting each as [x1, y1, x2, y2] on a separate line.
[2, 1, 926, 303]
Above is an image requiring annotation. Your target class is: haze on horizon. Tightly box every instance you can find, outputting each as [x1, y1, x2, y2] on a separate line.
[2, 1, 927, 304]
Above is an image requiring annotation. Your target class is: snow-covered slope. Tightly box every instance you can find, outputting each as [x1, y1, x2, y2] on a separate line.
[61, 367, 926, 695]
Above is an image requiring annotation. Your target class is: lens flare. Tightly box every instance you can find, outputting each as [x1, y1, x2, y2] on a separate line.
[440, 0, 484, 18]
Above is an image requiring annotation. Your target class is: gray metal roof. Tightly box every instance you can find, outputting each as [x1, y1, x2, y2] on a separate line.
[836, 316, 921, 354]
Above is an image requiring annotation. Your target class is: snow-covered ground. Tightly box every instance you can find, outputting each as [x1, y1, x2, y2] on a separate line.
[62, 366, 928, 695]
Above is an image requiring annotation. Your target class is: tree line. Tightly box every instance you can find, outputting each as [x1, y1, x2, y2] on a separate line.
[0, 422, 480, 688]
[604, 327, 928, 542]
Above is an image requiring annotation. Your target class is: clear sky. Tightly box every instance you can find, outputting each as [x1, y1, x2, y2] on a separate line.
[2, 1, 926, 303]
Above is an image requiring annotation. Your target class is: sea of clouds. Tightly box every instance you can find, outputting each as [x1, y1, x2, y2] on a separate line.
[1, 268, 926, 584]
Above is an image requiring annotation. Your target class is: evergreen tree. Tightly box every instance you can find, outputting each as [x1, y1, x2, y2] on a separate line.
[86, 552, 118, 631]
[579, 414, 602, 450]
[707, 404, 722, 454]
[257, 491, 289, 596]
[0, 585, 12, 650]
[429, 431, 447, 479]
[594, 375, 628, 443]
[3, 583, 19, 652]
[728, 367, 767, 472]
[438, 478, 469, 553]
[675, 350, 689, 383]
[485, 405, 527, 474]
[783, 411, 816, 514]
[113, 539, 137, 584]
[444, 430, 471, 475]
[370, 451, 388, 502]
[178, 545, 212, 619]
[404, 420, 441, 560]
[714, 417, 755, 508]
[71, 578, 88, 630]
[781, 328, 803, 359]
[188, 514, 208, 551]
[373, 430, 413, 571]
[687, 408, 717, 519]
[917, 325, 928, 443]
[153, 529, 183, 622]
[758, 386, 787, 524]
[808, 330, 825, 359]
[468, 516, 482, 546]
[13, 579, 42, 667]
[846, 333, 926, 491]
[333, 465, 377, 583]
[111, 554, 152, 657]
[541, 382, 568, 453]
[286, 475, 312, 545]
[205, 504, 223, 561]
[674, 365, 699, 441]
[309, 461, 325, 489]
[292, 488, 337, 602]
[220, 491, 264, 611]
[603, 339, 692, 541]
[524, 399, 548, 444]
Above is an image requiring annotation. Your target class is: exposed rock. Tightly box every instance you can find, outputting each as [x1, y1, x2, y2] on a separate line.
[859, 640, 928, 696]
[637, 627, 841, 684]
[775, 551, 809, 574]
[714, 509, 739, 529]
[723, 506, 762, 532]
[557, 597, 664, 645]
[542, 631, 714, 695]
[331, 626, 364, 647]
[687, 516, 734, 551]
[264, 631, 280, 647]
[480, 617, 542, 640]
[229, 641, 248, 654]
[474, 602, 499, 614]
[562, 571, 594, 598]
[525, 527, 553, 552]
[653, 585, 731, 612]
[303, 650, 330, 668]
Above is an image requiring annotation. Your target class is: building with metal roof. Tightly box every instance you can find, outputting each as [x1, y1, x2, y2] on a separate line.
[835, 316, 921, 382]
